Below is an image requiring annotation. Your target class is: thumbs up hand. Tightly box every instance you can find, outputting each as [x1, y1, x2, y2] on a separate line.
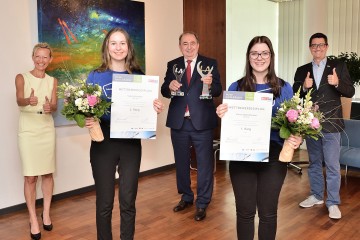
[328, 68, 339, 87]
[29, 88, 38, 106]
[303, 72, 313, 89]
[43, 96, 51, 113]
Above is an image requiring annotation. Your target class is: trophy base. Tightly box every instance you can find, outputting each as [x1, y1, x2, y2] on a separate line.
[171, 91, 184, 97]
[200, 95, 212, 100]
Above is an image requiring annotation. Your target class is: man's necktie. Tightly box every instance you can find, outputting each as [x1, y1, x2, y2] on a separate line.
[186, 60, 192, 85]
[185, 60, 192, 114]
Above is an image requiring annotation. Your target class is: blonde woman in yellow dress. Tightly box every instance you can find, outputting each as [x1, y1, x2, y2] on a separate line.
[15, 43, 58, 240]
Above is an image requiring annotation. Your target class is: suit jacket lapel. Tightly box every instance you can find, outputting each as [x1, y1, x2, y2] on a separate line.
[189, 58, 201, 89]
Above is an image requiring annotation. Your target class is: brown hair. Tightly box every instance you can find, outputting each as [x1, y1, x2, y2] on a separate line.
[96, 27, 142, 73]
[239, 36, 281, 97]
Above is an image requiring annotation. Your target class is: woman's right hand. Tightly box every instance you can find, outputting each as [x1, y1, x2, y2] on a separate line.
[29, 88, 38, 106]
[85, 117, 95, 129]
[216, 103, 228, 118]
[287, 135, 303, 149]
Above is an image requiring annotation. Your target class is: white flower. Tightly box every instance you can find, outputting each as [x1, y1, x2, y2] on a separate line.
[95, 91, 102, 97]
[301, 113, 312, 124]
[307, 112, 314, 120]
[76, 90, 84, 97]
[304, 100, 313, 109]
[292, 96, 301, 104]
[83, 98, 89, 107]
[75, 98, 83, 107]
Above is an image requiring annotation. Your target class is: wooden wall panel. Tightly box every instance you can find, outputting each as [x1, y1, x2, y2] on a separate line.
[183, 0, 226, 138]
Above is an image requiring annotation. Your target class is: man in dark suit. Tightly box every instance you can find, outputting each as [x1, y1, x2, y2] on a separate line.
[293, 33, 355, 220]
[161, 31, 222, 221]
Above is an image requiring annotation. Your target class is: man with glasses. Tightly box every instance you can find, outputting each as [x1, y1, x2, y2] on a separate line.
[293, 33, 355, 219]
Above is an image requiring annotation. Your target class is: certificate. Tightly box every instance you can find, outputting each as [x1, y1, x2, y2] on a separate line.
[219, 91, 273, 162]
[110, 74, 159, 139]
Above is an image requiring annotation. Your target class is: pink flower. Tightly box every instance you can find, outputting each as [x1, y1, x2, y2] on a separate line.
[286, 109, 298, 123]
[87, 95, 98, 107]
[311, 118, 320, 129]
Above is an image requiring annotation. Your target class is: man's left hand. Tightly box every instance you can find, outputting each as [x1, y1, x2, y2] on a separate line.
[328, 68, 339, 86]
[201, 74, 213, 88]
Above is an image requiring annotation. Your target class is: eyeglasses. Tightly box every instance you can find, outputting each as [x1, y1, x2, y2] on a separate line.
[249, 51, 271, 60]
[310, 43, 328, 49]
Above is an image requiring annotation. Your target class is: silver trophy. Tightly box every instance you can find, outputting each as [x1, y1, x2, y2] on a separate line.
[171, 64, 185, 96]
[197, 61, 213, 99]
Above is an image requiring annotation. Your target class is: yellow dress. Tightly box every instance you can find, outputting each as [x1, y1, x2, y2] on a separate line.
[18, 72, 55, 176]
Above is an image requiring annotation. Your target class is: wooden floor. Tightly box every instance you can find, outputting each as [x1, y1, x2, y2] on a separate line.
[1, 150, 360, 240]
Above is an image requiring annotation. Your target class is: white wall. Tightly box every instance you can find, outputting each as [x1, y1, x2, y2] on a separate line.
[277, 0, 328, 84]
[226, 0, 278, 89]
[278, 0, 360, 85]
[0, 0, 182, 210]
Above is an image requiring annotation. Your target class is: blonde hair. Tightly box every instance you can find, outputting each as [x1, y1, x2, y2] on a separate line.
[32, 42, 53, 58]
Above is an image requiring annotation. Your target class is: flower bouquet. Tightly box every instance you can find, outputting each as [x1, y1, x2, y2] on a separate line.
[272, 88, 324, 162]
[58, 79, 112, 142]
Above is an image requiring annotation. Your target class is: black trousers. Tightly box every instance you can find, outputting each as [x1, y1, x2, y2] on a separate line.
[229, 141, 287, 240]
[90, 124, 141, 240]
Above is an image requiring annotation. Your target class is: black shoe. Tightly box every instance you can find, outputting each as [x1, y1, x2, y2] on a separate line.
[41, 213, 53, 231]
[30, 223, 41, 240]
[173, 200, 193, 212]
[194, 208, 206, 221]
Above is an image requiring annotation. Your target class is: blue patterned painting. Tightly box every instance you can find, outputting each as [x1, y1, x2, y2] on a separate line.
[37, 0, 145, 126]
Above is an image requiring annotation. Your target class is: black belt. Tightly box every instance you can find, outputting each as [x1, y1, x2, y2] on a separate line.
[184, 116, 191, 119]
[22, 111, 43, 114]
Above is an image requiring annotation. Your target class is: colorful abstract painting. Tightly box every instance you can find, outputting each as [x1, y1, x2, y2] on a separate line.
[37, 0, 145, 126]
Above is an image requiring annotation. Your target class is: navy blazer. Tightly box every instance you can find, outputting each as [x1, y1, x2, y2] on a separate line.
[293, 58, 355, 133]
[161, 55, 222, 130]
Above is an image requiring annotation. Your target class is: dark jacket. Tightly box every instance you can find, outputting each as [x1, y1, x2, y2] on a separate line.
[293, 58, 355, 133]
[161, 55, 222, 130]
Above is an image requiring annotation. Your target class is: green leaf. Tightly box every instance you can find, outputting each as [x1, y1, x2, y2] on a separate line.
[279, 125, 291, 139]
[74, 114, 86, 128]
[328, 52, 360, 86]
